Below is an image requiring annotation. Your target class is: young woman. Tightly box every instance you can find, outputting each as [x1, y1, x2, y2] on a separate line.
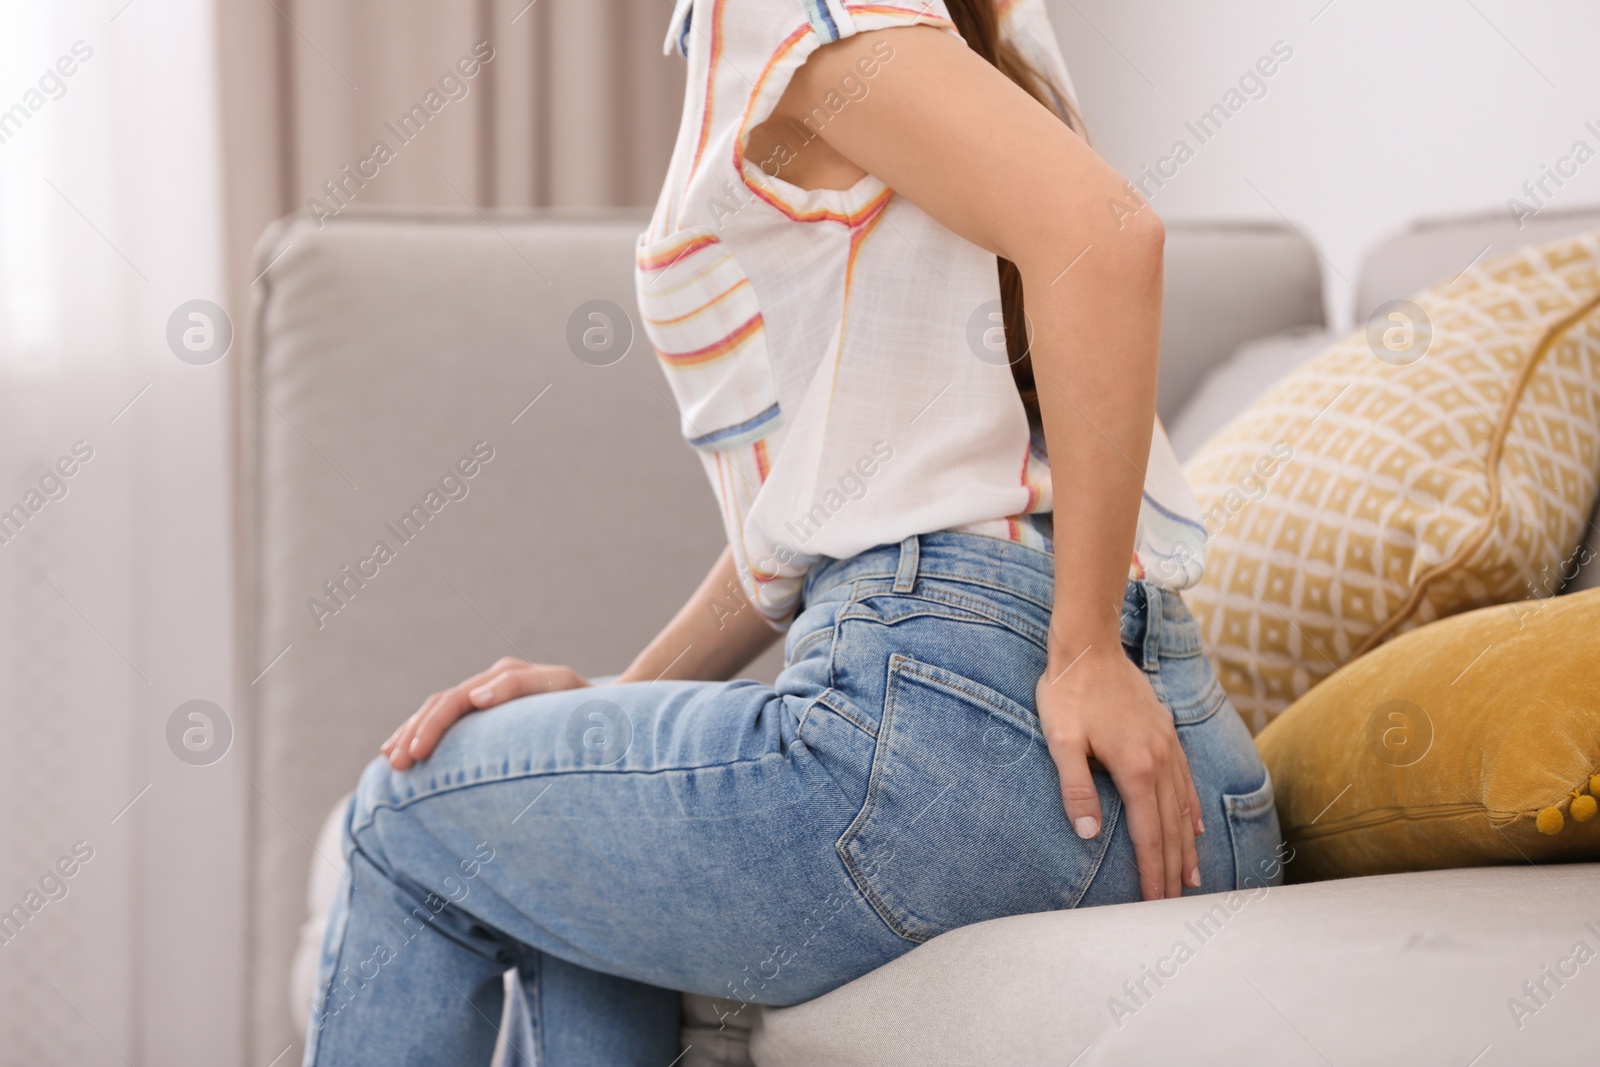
[305, 1, 1282, 1063]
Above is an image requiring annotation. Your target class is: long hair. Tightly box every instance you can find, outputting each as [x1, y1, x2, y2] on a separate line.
[941, 0, 1086, 422]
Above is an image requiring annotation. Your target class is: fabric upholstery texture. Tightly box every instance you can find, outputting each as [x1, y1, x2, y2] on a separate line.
[754, 863, 1598, 1065]
[1166, 327, 1334, 463]
[1354, 204, 1600, 323]
[1184, 230, 1600, 731]
[1256, 589, 1600, 882]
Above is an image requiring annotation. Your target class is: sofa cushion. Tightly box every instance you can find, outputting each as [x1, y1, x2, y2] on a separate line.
[1153, 223, 1326, 423]
[753, 863, 1597, 1066]
[1166, 327, 1334, 464]
[1257, 589, 1600, 882]
[1182, 230, 1600, 731]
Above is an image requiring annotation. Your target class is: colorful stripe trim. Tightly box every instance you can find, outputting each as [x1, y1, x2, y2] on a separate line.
[676, 0, 727, 230]
[1141, 490, 1210, 538]
[678, 5, 694, 56]
[687, 403, 782, 448]
[652, 311, 764, 367]
[731, 21, 904, 226]
[821, 200, 891, 412]
[637, 232, 719, 272]
[843, 4, 957, 28]
[805, 0, 842, 41]
[753, 438, 772, 482]
[1018, 441, 1041, 514]
[640, 278, 751, 326]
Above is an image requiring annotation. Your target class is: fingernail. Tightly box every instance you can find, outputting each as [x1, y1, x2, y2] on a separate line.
[1197, 816, 1206, 835]
[1189, 866, 1202, 888]
[408, 737, 422, 757]
[470, 685, 493, 704]
[1073, 816, 1100, 839]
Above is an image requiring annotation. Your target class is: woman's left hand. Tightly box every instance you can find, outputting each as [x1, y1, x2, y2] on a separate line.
[1035, 644, 1203, 901]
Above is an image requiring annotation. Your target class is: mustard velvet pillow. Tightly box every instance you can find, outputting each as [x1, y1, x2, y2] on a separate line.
[1256, 588, 1600, 883]
[1183, 230, 1600, 731]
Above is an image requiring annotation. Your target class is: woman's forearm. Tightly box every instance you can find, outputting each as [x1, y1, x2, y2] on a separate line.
[616, 546, 782, 683]
[1020, 214, 1166, 662]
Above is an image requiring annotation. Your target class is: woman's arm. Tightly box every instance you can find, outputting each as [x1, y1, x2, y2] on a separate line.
[779, 25, 1201, 900]
[615, 546, 783, 684]
[381, 548, 779, 769]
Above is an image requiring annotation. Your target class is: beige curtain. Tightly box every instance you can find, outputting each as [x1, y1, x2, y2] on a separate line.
[215, 0, 684, 313]
[210, 3, 681, 1057]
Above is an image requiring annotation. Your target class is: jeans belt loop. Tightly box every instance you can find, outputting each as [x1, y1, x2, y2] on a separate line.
[1141, 580, 1163, 671]
[893, 535, 920, 593]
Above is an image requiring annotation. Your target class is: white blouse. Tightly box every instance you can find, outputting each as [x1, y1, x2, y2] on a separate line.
[636, 0, 1207, 627]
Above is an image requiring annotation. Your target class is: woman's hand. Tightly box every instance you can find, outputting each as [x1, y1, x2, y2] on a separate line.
[1036, 644, 1203, 901]
[381, 657, 589, 770]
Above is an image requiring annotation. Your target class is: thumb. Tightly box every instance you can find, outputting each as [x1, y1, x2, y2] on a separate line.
[1053, 743, 1103, 839]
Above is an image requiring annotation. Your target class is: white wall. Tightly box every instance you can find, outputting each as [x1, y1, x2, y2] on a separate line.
[1047, 0, 1600, 328]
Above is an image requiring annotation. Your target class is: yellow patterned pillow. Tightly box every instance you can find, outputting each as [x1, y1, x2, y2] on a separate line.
[1184, 231, 1600, 732]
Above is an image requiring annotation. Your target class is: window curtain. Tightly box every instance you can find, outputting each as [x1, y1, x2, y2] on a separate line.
[0, 1, 239, 1064]
[215, 0, 684, 329]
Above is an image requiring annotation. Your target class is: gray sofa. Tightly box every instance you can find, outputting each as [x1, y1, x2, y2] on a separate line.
[242, 204, 1600, 1066]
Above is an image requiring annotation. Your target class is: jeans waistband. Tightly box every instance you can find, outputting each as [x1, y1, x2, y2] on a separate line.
[805, 531, 1203, 661]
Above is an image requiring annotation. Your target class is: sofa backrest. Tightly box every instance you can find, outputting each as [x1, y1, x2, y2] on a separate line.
[1355, 204, 1600, 322]
[236, 208, 1326, 1062]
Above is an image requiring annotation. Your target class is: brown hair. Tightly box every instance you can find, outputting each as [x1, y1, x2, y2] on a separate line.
[942, 0, 1085, 421]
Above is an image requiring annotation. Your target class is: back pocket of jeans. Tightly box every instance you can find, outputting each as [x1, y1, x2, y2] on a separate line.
[836, 654, 1120, 943]
[1223, 774, 1285, 891]
[634, 226, 781, 451]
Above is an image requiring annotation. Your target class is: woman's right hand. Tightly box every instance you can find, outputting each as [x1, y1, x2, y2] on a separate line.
[381, 656, 589, 770]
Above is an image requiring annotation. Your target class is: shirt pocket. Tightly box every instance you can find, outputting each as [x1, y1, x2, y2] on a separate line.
[634, 226, 782, 451]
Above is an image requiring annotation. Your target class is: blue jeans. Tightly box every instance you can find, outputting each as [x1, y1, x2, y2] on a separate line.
[304, 532, 1281, 1066]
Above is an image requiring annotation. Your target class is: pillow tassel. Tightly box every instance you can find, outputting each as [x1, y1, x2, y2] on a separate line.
[1536, 775, 1599, 833]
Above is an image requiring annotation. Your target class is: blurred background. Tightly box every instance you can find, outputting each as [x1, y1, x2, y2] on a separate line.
[1, 0, 1597, 1063]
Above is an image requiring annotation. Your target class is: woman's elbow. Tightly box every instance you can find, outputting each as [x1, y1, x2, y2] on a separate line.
[1013, 195, 1164, 287]
[1107, 203, 1165, 279]
[1123, 204, 1165, 258]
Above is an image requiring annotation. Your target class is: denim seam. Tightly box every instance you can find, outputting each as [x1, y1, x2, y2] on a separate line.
[787, 625, 833, 666]
[841, 603, 1046, 656]
[1168, 679, 1228, 725]
[1065, 791, 1123, 909]
[844, 589, 1049, 651]
[355, 756, 787, 824]
[304, 857, 365, 1065]
[836, 653, 926, 944]
[806, 689, 878, 739]
[843, 571, 1055, 616]
[823, 580, 861, 693]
